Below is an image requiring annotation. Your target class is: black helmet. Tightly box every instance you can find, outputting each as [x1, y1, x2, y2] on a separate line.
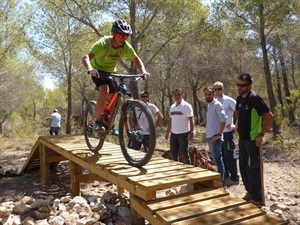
[111, 19, 132, 34]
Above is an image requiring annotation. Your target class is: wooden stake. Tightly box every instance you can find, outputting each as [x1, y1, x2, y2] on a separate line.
[259, 145, 265, 206]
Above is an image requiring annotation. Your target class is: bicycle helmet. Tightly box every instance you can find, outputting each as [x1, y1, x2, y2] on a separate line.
[111, 19, 132, 34]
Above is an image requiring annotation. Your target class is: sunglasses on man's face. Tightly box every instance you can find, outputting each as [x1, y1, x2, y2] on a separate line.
[141, 95, 149, 98]
[116, 33, 129, 40]
[236, 83, 249, 88]
[213, 88, 222, 91]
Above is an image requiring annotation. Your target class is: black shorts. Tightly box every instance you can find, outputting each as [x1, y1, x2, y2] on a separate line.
[92, 71, 118, 93]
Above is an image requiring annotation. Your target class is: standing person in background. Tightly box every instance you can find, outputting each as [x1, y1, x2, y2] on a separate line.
[213, 81, 240, 185]
[82, 19, 150, 133]
[130, 91, 163, 151]
[204, 87, 227, 188]
[165, 88, 194, 165]
[236, 73, 273, 207]
[49, 109, 61, 135]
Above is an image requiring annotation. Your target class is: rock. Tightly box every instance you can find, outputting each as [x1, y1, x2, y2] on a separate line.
[270, 203, 290, 212]
[68, 196, 88, 208]
[76, 216, 97, 225]
[21, 196, 34, 204]
[30, 199, 52, 209]
[35, 219, 50, 225]
[165, 189, 176, 196]
[22, 216, 35, 225]
[60, 211, 80, 225]
[13, 203, 31, 215]
[48, 215, 65, 225]
[0, 201, 14, 217]
[60, 196, 72, 203]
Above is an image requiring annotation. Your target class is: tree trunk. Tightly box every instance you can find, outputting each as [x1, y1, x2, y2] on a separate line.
[278, 42, 295, 124]
[66, 71, 72, 134]
[259, 3, 280, 136]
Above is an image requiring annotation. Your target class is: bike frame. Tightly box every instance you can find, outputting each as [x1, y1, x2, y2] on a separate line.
[102, 91, 122, 133]
[88, 75, 133, 135]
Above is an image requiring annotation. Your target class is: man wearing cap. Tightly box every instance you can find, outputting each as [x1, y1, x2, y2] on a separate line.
[235, 73, 273, 207]
[49, 109, 61, 135]
[129, 91, 163, 151]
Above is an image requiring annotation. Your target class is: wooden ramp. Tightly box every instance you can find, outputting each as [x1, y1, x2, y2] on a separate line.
[22, 135, 288, 225]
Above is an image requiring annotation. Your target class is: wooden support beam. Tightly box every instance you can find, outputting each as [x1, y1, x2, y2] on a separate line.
[40, 143, 50, 184]
[70, 161, 82, 196]
[45, 155, 67, 163]
[130, 193, 146, 225]
[74, 173, 100, 183]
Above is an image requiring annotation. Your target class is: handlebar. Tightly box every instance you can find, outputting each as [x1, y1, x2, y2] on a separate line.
[87, 71, 145, 80]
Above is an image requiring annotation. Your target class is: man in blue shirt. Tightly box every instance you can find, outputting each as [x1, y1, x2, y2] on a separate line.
[204, 87, 227, 187]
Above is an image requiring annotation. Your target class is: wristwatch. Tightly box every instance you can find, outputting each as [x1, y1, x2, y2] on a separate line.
[189, 131, 194, 135]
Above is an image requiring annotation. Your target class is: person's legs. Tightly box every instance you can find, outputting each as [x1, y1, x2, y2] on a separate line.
[223, 132, 239, 181]
[239, 139, 262, 202]
[49, 127, 54, 135]
[129, 135, 142, 150]
[95, 84, 109, 121]
[142, 135, 150, 151]
[239, 140, 249, 192]
[177, 132, 190, 164]
[54, 127, 59, 135]
[208, 138, 225, 185]
[221, 143, 229, 179]
[170, 133, 179, 162]
[246, 141, 262, 202]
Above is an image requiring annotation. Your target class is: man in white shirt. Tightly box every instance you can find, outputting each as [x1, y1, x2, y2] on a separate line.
[49, 109, 61, 135]
[165, 88, 194, 164]
[213, 81, 239, 185]
[129, 91, 163, 151]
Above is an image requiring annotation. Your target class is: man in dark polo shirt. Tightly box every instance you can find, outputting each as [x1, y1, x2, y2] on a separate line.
[235, 73, 273, 207]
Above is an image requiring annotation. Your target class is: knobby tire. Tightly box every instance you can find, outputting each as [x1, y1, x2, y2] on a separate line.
[84, 101, 105, 151]
[118, 100, 156, 167]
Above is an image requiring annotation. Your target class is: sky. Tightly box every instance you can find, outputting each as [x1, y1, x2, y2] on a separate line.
[44, 76, 55, 90]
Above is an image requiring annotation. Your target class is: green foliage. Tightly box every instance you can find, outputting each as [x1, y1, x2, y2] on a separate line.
[273, 89, 300, 162]
[3, 112, 40, 141]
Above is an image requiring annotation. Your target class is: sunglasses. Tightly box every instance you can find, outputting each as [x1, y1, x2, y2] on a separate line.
[116, 33, 129, 40]
[236, 83, 249, 88]
[141, 95, 149, 98]
[213, 88, 222, 91]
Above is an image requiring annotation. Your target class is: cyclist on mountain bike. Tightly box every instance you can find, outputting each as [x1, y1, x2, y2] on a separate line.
[82, 19, 150, 133]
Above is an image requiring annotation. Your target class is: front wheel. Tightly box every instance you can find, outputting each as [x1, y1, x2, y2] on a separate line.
[84, 101, 105, 151]
[119, 100, 156, 167]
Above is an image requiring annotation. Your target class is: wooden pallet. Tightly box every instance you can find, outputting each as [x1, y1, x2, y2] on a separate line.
[21, 135, 288, 225]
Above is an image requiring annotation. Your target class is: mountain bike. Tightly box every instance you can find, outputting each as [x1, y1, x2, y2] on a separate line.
[84, 73, 156, 167]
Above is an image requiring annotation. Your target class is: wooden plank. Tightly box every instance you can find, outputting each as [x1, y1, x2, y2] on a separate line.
[137, 170, 221, 190]
[70, 161, 82, 196]
[155, 195, 246, 224]
[146, 188, 229, 214]
[233, 214, 289, 225]
[109, 163, 199, 178]
[39, 143, 50, 184]
[74, 173, 101, 183]
[172, 203, 265, 225]
[130, 194, 164, 225]
[130, 193, 146, 225]
[21, 139, 40, 172]
[45, 155, 67, 163]
[125, 167, 209, 183]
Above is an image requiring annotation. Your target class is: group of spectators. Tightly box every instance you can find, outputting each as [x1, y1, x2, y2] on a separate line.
[162, 74, 273, 208]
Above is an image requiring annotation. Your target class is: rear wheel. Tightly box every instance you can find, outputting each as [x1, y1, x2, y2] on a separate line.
[119, 100, 156, 167]
[84, 101, 105, 151]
